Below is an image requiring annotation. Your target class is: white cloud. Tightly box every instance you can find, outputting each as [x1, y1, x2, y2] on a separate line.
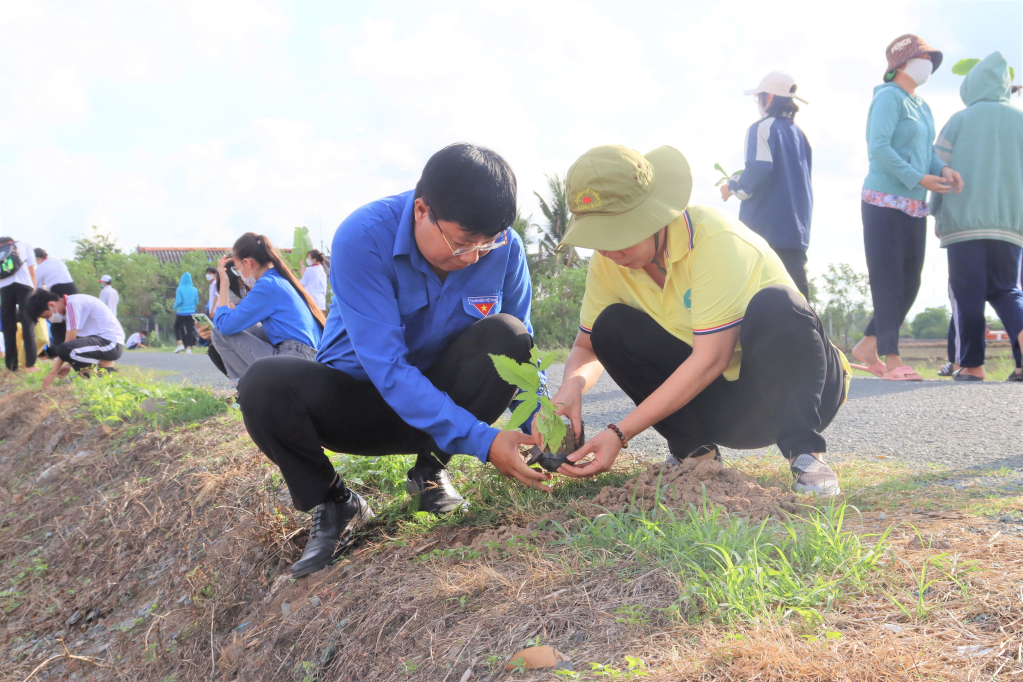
[3, 0, 1020, 319]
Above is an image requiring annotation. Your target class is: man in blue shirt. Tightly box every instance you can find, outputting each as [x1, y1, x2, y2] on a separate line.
[239, 144, 550, 577]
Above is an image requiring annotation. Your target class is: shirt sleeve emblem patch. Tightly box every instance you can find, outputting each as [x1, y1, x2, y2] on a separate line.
[468, 295, 499, 317]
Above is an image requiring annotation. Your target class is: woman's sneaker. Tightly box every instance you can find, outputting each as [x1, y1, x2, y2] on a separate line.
[790, 454, 841, 497]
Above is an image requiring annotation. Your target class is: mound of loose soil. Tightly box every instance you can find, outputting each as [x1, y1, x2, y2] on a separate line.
[590, 457, 800, 521]
[470, 458, 800, 551]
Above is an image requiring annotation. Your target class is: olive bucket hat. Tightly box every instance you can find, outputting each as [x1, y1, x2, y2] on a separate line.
[559, 145, 693, 251]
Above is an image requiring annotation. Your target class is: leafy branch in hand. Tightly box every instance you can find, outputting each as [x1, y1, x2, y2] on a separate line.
[714, 163, 742, 187]
[489, 348, 566, 452]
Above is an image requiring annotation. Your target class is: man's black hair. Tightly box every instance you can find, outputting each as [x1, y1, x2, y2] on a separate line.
[27, 290, 60, 323]
[35, 248, 48, 259]
[414, 143, 517, 237]
[140, 330, 149, 336]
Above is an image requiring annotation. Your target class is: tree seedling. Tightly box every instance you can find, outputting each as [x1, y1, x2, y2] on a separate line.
[714, 163, 742, 187]
[490, 348, 583, 470]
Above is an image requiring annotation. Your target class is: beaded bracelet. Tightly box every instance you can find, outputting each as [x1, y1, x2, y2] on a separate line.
[607, 423, 629, 449]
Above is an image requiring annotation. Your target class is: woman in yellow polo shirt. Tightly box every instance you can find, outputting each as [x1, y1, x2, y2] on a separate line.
[547, 144, 850, 496]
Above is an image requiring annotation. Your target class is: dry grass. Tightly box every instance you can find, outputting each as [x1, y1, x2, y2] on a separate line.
[0, 374, 1020, 681]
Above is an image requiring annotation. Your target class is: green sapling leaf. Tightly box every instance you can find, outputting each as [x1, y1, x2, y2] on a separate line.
[951, 58, 980, 76]
[537, 395, 567, 452]
[504, 394, 539, 431]
[488, 353, 540, 392]
[537, 350, 558, 371]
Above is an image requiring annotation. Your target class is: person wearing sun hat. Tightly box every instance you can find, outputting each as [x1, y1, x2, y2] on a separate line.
[721, 71, 813, 299]
[851, 34, 964, 381]
[539, 144, 851, 496]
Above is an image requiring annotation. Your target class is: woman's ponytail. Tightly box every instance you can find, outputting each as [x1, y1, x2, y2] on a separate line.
[233, 232, 327, 329]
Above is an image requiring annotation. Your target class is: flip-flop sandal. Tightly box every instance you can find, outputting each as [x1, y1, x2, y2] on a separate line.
[850, 361, 886, 377]
[937, 362, 956, 377]
[883, 365, 923, 381]
[952, 369, 983, 382]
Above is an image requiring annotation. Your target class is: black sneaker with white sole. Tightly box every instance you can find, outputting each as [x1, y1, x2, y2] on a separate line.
[790, 454, 841, 497]
[407, 467, 468, 515]
[291, 491, 374, 578]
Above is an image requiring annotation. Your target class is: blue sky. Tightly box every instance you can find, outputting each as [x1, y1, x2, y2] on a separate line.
[2, 0, 1021, 313]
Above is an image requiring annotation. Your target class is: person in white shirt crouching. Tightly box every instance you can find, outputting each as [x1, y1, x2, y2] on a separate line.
[27, 290, 126, 388]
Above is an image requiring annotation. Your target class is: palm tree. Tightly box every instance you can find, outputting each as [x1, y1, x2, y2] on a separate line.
[533, 173, 578, 268]
[511, 211, 535, 249]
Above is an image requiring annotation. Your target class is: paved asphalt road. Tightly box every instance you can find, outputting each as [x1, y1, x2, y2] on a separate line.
[119, 352, 1023, 473]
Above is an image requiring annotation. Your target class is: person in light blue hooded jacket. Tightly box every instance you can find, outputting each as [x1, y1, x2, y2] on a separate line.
[173, 271, 199, 353]
[930, 51, 1023, 382]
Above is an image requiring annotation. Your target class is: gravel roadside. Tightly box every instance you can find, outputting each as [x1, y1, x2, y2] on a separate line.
[119, 353, 1022, 474]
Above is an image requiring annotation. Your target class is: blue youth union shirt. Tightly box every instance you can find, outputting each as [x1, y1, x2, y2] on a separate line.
[316, 190, 535, 462]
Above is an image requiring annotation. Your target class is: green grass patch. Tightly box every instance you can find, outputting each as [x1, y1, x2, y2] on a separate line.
[71, 370, 228, 428]
[566, 493, 889, 625]
[326, 450, 642, 533]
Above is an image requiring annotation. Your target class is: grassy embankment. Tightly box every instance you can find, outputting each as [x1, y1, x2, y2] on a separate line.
[0, 370, 1020, 681]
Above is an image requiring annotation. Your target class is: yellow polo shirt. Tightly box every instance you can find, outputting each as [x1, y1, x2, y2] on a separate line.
[579, 205, 796, 381]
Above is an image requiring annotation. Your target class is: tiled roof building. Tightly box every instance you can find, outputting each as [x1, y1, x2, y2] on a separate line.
[136, 246, 295, 265]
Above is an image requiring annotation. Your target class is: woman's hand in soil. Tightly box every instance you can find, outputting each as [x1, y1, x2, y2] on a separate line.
[558, 428, 621, 478]
[488, 430, 553, 492]
[940, 166, 964, 194]
[920, 174, 951, 193]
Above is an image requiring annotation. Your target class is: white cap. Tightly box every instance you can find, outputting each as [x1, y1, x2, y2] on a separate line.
[100, 275, 111, 283]
[743, 71, 808, 103]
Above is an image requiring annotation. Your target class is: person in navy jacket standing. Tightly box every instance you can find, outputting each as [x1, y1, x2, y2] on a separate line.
[721, 71, 813, 299]
[239, 144, 548, 578]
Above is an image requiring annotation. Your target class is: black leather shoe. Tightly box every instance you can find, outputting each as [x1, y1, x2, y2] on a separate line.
[291, 492, 373, 578]
[406, 467, 468, 515]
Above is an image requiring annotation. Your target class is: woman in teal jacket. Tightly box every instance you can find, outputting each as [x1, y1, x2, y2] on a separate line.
[852, 34, 963, 381]
[173, 272, 199, 353]
[931, 51, 1023, 382]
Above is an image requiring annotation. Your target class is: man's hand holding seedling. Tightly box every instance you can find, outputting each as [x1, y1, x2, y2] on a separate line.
[487, 430, 552, 491]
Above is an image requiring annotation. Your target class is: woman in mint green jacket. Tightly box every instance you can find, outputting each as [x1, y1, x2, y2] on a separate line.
[852, 34, 963, 381]
[931, 51, 1023, 382]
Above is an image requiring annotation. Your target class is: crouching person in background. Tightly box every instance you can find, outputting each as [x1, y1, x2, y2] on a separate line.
[195, 233, 323, 385]
[238, 143, 548, 578]
[28, 290, 125, 388]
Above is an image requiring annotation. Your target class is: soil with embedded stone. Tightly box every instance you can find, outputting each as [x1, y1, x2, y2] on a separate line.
[471, 458, 801, 550]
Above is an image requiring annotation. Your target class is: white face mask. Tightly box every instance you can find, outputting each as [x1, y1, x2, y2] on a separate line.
[50, 311, 65, 323]
[306, 258, 314, 267]
[205, 274, 215, 282]
[903, 58, 932, 86]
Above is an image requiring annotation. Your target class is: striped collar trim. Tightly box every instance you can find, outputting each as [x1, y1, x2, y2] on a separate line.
[693, 317, 743, 335]
[665, 209, 693, 264]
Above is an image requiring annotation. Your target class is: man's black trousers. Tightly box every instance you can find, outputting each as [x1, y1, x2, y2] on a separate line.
[862, 201, 926, 357]
[238, 313, 532, 512]
[1, 282, 36, 371]
[590, 286, 846, 460]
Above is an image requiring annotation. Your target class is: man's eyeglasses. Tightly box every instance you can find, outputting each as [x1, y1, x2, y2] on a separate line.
[432, 212, 508, 256]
